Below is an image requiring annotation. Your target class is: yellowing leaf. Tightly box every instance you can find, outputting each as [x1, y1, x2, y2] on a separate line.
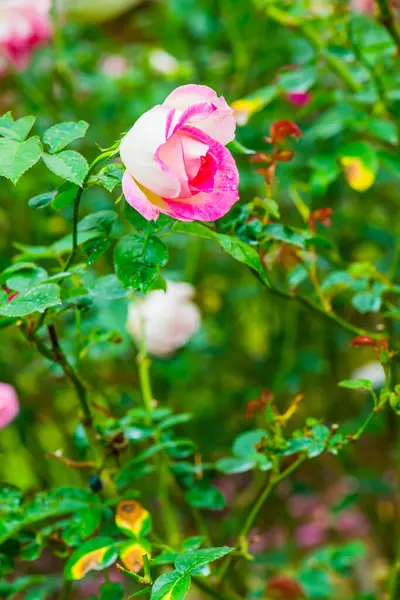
[64, 537, 118, 580]
[340, 157, 375, 191]
[115, 500, 152, 538]
[119, 540, 151, 573]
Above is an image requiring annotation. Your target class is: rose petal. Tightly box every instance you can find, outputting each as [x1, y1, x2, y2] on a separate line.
[120, 105, 181, 198]
[164, 84, 236, 145]
[122, 171, 169, 221]
[162, 126, 239, 222]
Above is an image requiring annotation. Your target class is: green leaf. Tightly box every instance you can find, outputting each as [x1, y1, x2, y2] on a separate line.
[0, 485, 22, 513]
[89, 163, 123, 192]
[43, 151, 89, 187]
[232, 429, 268, 459]
[62, 506, 102, 547]
[173, 222, 270, 287]
[339, 379, 373, 391]
[150, 571, 191, 600]
[215, 456, 255, 474]
[264, 223, 305, 248]
[52, 182, 79, 210]
[43, 121, 89, 153]
[321, 271, 354, 293]
[28, 191, 57, 209]
[99, 582, 125, 600]
[278, 65, 316, 92]
[182, 537, 205, 552]
[0, 283, 61, 317]
[175, 547, 233, 574]
[114, 234, 168, 292]
[64, 537, 118, 580]
[83, 237, 111, 265]
[0, 116, 35, 141]
[3, 264, 48, 292]
[185, 484, 225, 510]
[350, 14, 396, 66]
[78, 210, 118, 235]
[226, 139, 255, 155]
[0, 137, 42, 184]
[352, 291, 382, 313]
[90, 275, 128, 300]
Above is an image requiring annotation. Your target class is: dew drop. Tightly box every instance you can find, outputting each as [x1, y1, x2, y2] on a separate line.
[230, 184, 238, 191]
[226, 170, 235, 180]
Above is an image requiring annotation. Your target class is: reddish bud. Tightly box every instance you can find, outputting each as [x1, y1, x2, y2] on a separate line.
[7, 291, 18, 302]
[270, 120, 302, 145]
[308, 207, 332, 233]
[246, 390, 273, 420]
[274, 148, 295, 162]
[266, 575, 305, 599]
[351, 336, 376, 348]
[250, 151, 272, 164]
[256, 164, 276, 186]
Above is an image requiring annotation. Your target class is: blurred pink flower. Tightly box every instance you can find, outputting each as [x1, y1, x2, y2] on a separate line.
[100, 54, 128, 79]
[249, 526, 287, 553]
[120, 84, 239, 222]
[286, 91, 311, 107]
[296, 521, 327, 548]
[288, 493, 319, 518]
[0, 383, 19, 429]
[335, 509, 369, 538]
[350, 0, 375, 13]
[126, 281, 201, 358]
[0, 0, 51, 70]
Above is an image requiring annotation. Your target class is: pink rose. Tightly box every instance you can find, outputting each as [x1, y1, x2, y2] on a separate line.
[120, 84, 239, 222]
[286, 91, 311, 107]
[0, 0, 51, 71]
[0, 383, 19, 429]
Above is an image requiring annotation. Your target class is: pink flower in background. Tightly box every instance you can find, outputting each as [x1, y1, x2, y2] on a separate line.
[126, 281, 201, 357]
[120, 84, 239, 222]
[0, 0, 51, 70]
[0, 383, 19, 429]
[100, 54, 128, 79]
[286, 91, 311, 107]
[350, 0, 375, 13]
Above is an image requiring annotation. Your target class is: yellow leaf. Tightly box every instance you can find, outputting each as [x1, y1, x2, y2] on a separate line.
[340, 157, 375, 192]
[115, 500, 152, 538]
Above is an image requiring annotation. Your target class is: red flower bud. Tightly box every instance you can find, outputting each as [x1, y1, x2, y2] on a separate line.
[250, 151, 272, 164]
[269, 120, 302, 145]
[266, 575, 305, 599]
[308, 207, 332, 232]
[351, 336, 376, 348]
[274, 148, 295, 162]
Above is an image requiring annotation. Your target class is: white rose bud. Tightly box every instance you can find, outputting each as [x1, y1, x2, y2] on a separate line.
[126, 281, 201, 358]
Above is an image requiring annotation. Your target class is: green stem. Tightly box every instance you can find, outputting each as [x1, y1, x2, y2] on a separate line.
[136, 340, 180, 547]
[376, 0, 400, 51]
[218, 454, 307, 582]
[389, 530, 400, 599]
[60, 580, 72, 600]
[63, 150, 117, 272]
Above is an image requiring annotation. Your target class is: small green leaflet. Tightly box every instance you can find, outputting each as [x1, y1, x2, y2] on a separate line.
[43, 151, 89, 187]
[0, 283, 61, 317]
[174, 547, 233, 574]
[43, 121, 89, 154]
[150, 571, 191, 600]
[114, 234, 168, 292]
[0, 137, 42, 184]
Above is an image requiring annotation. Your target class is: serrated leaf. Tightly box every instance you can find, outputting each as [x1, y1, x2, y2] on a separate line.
[150, 571, 191, 600]
[43, 121, 89, 153]
[172, 222, 270, 287]
[114, 234, 168, 292]
[264, 223, 305, 248]
[0, 115, 35, 141]
[215, 456, 255, 474]
[43, 151, 89, 187]
[175, 547, 233, 574]
[0, 136, 42, 184]
[0, 283, 61, 317]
